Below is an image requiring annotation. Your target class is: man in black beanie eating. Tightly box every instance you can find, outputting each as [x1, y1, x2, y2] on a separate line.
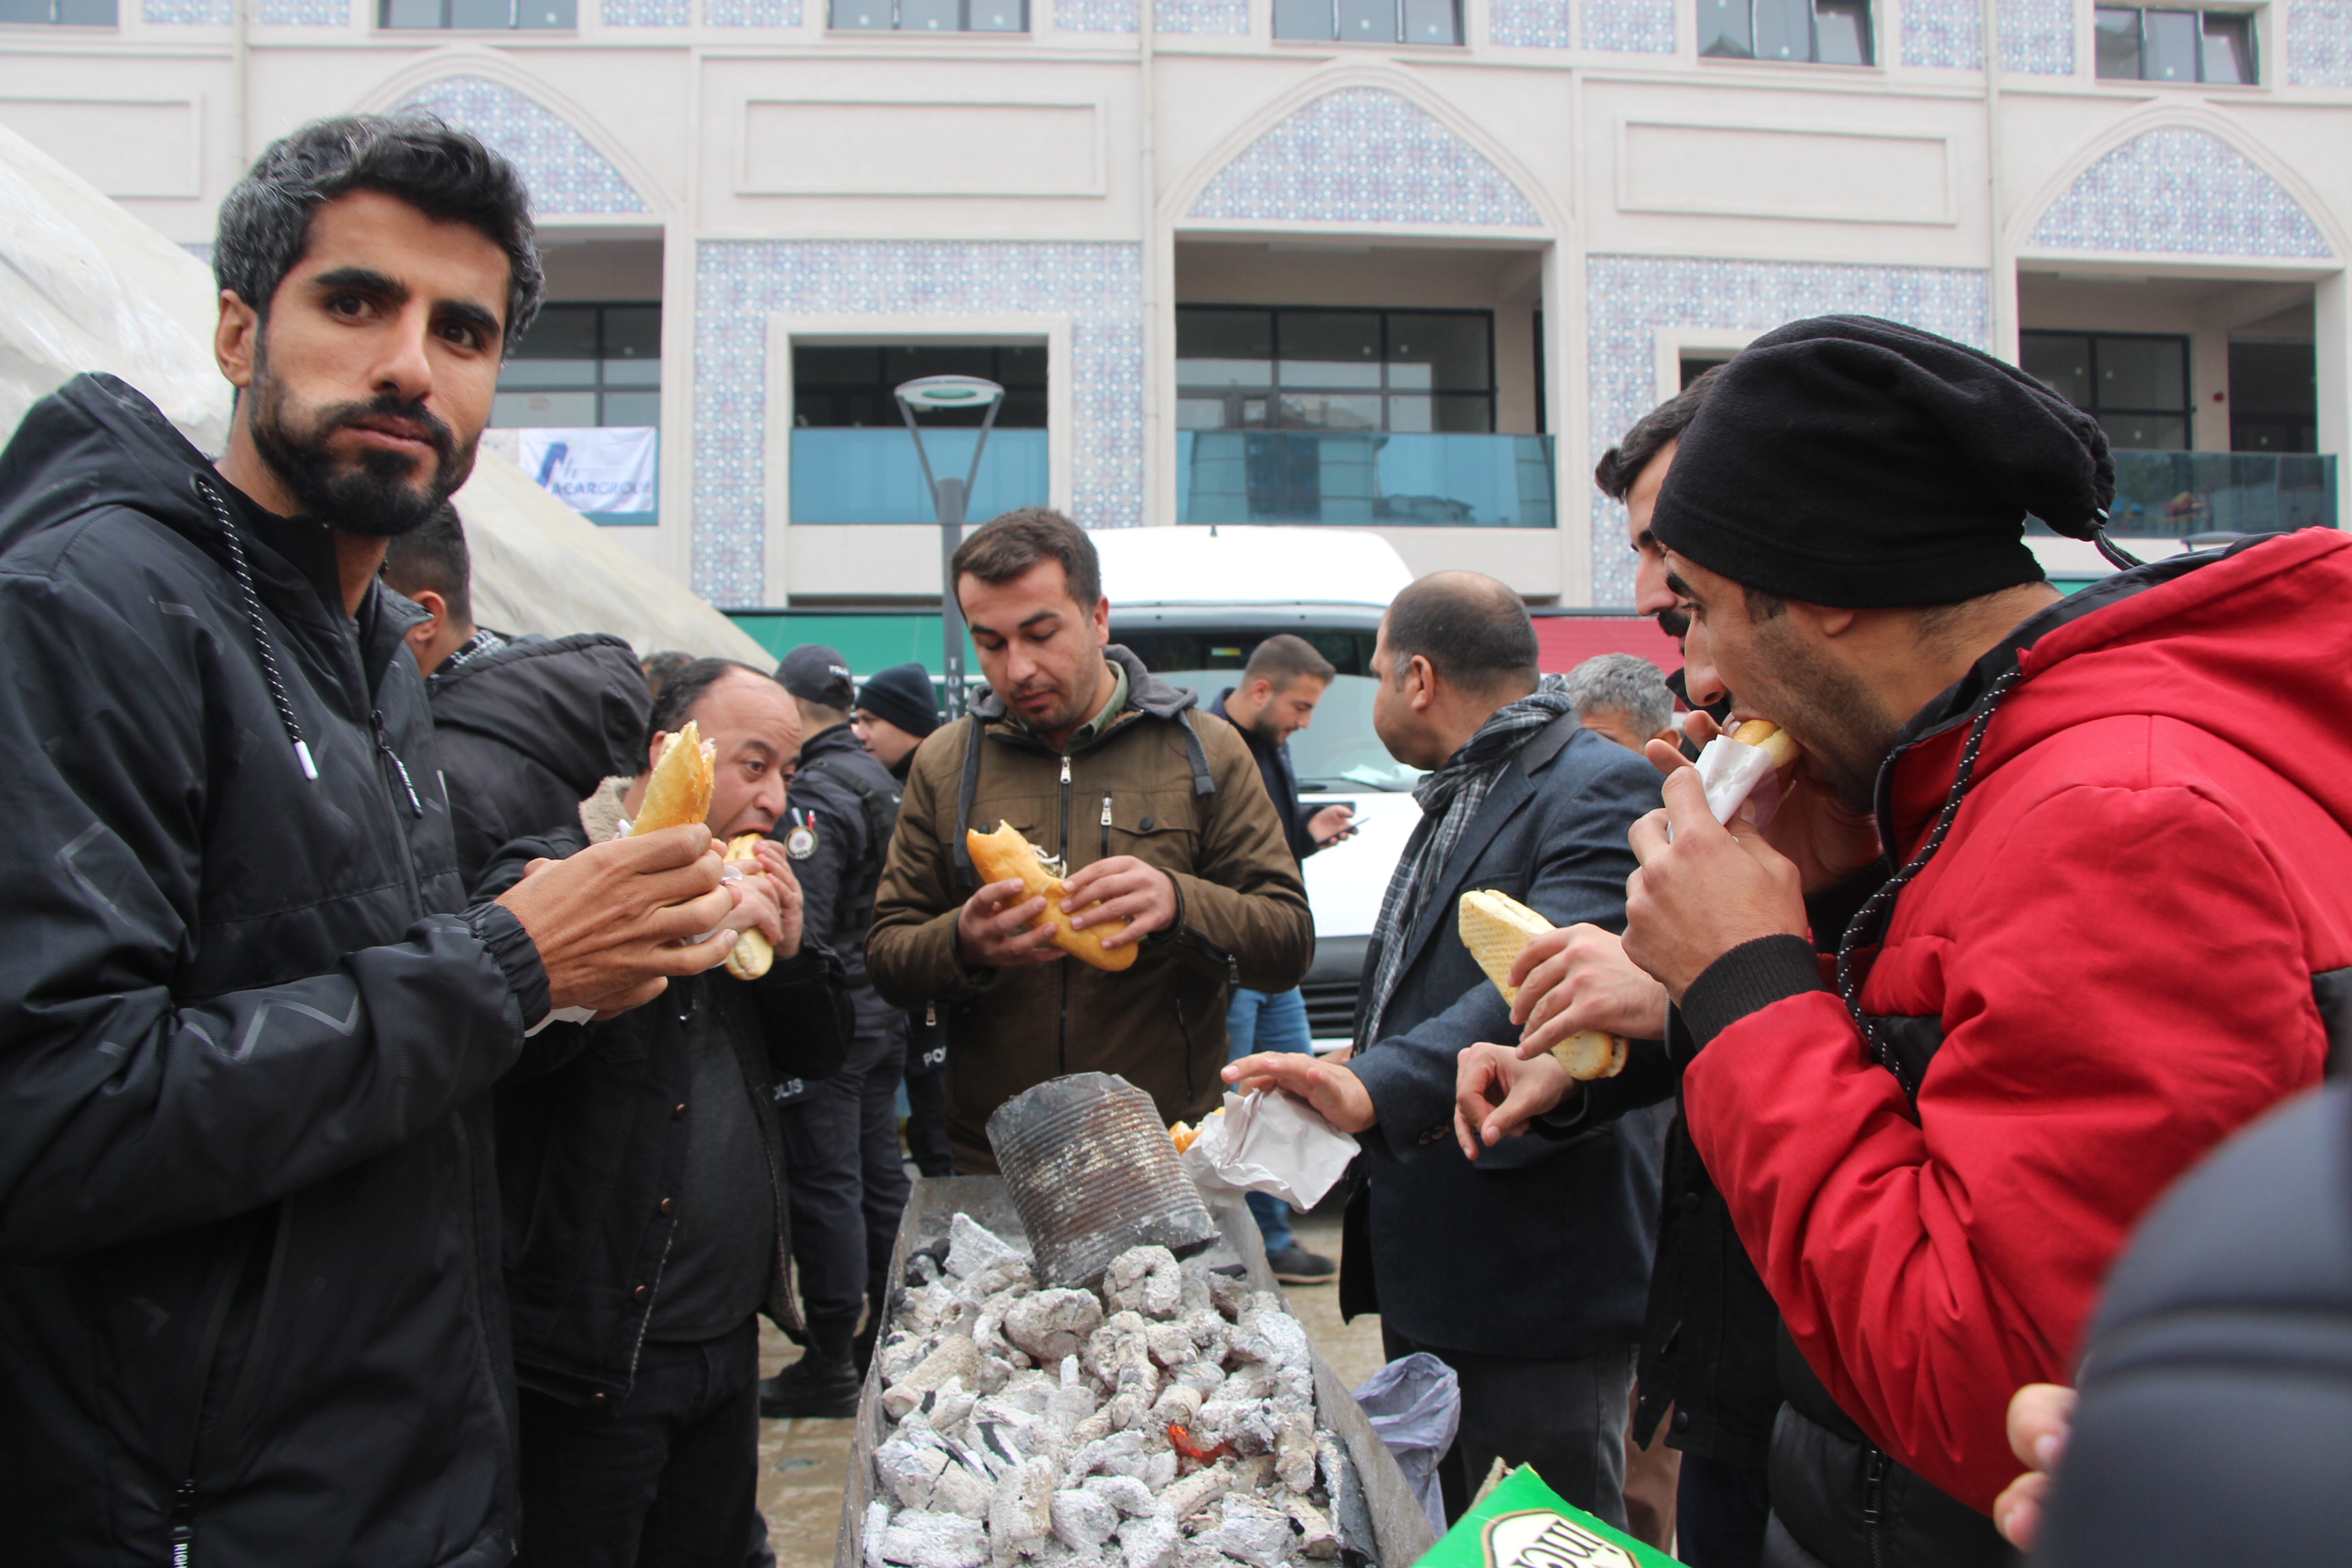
[1463, 315, 2352, 1566]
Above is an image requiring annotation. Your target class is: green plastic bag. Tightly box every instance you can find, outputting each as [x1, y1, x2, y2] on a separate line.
[1411, 1464, 1682, 1567]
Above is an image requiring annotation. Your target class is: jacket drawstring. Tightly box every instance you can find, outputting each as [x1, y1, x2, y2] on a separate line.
[194, 476, 318, 783]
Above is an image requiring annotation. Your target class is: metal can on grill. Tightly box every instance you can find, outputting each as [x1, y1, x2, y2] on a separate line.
[984, 1071, 1221, 1286]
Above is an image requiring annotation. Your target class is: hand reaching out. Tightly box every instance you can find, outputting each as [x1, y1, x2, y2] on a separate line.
[1507, 924, 1669, 1059]
[1993, 1383, 2075, 1550]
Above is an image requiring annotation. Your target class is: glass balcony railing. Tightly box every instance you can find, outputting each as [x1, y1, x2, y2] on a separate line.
[789, 427, 1050, 525]
[1176, 431, 1556, 528]
[2028, 451, 2338, 536]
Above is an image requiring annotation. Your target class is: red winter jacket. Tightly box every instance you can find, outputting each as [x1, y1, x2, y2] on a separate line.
[1678, 529, 2352, 1514]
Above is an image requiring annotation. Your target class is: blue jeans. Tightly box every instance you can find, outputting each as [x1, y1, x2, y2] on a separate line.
[1226, 986, 1312, 1254]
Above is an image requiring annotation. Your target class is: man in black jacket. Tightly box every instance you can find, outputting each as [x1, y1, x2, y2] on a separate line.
[0, 118, 742, 1567]
[383, 503, 649, 890]
[1228, 572, 1669, 1529]
[479, 656, 851, 1567]
[762, 644, 911, 1416]
[853, 662, 956, 1181]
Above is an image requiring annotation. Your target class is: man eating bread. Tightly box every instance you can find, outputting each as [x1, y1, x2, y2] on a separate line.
[866, 508, 1313, 1173]
[1465, 314, 2352, 1568]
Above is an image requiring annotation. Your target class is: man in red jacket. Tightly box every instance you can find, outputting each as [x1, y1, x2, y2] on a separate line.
[1463, 315, 2348, 1568]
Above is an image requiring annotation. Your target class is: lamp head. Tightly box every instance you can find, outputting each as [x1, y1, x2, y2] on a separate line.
[896, 374, 1006, 412]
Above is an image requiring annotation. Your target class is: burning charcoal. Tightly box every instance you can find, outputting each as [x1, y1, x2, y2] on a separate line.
[1207, 1271, 1252, 1320]
[1081, 1474, 1157, 1517]
[1104, 1245, 1183, 1319]
[1274, 1412, 1318, 1493]
[1066, 1428, 1146, 1482]
[1156, 1458, 1238, 1524]
[1199, 1497, 1294, 1567]
[886, 1335, 981, 1420]
[880, 1509, 990, 1568]
[866, 1500, 894, 1568]
[877, 1435, 951, 1510]
[1083, 1311, 1152, 1383]
[881, 1332, 933, 1384]
[1145, 1320, 1198, 1369]
[928, 1376, 977, 1433]
[1281, 1497, 1339, 1561]
[1215, 1366, 1273, 1405]
[1175, 1540, 1246, 1568]
[1004, 1289, 1105, 1362]
[1173, 1359, 1227, 1397]
[1149, 1382, 1203, 1428]
[910, 1252, 944, 1288]
[987, 1456, 1057, 1558]
[1178, 1260, 1219, 1313]
[1049, 1360, 1100, 1428]
[1228, 1307, 1310, 1375]
[1194, 1396, 1279, 1456]
[1314, 1437, 1375, 1562]
[1142, 1450, 1179, 1490]
[956, 1255, 1032, 1305]
[948, 1214, 1024, 1281]
[931, 1456, 995, 1520]
[1049, 1488, 1120, 1551]
[973, 1354, 1018, 1396]
[1118, 1512, 1181, 1568]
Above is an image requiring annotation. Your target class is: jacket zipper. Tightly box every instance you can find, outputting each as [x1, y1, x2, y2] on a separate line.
[1057, 756, 1073, 1077]
[371, 709, 424, 819]
[367, 709, 427, 922]
[1100, 793, 1113, 860]
[1861, 1443, 1888, 1568]
[168, 1478, 196, 1566]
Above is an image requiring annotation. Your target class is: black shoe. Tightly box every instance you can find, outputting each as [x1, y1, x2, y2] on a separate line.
[1265, 1243, 1337, 1285]
[759, 1354, 862, 1420]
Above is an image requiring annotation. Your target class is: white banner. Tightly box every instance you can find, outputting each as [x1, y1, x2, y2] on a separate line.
[513, 427, 659, 514]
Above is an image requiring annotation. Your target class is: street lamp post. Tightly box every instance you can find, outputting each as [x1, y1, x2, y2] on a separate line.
[896, 374, 1006, 721]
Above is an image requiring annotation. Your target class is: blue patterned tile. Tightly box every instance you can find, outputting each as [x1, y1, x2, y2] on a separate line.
[399, 76, 649, 214]
[144, 0, 231, 22]
[1900, 0, 1980, 67]
[2290, 0, 2352, 84]
[1996, 0, 2071, 72]
[691, 241, 1145, 606]
[1057, 0, 1136, 27]
[2028, 127, 2331, 257]
[1488, 0, 1571, 48]
[1580, 0, 1673, 51]
[1188, 88, 1540, 227]
[704, 0, 800, 24]
[1582, 255, 1990, 603]
[605, 0, 691, 22]
[1153, 0, 1245, 31]
[257, 0, 347, 19]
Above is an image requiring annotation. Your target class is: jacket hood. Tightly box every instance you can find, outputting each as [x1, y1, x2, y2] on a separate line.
[966, 643, 1200, 729]
[1884, 529, 2352, 853]
[426, 632, 651, 798]
[0, 374, 229, 559]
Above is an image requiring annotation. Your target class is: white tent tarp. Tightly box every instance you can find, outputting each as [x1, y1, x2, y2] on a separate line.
[0, 120, 762, 662]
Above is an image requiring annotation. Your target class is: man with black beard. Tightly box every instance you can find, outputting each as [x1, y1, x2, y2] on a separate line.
[0, 118, 747, 1565]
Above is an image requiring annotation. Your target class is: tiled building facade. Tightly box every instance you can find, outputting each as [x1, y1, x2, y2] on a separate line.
[7, 0, 2347, 606]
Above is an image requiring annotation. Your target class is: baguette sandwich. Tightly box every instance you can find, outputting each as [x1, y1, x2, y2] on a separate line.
[629, 721, 716, 838]
[1732, 718, 1801, 774]
[1458, 889, 1627, 1079]
[721, 832, 774, 980]
[965, 821, 1139, 973]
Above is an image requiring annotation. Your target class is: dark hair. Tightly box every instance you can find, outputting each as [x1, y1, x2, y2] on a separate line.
[642, 657, 770, 755]
[1242, 634, 1337, 691]
[380, 502, 472, 626]
[214, 114, 544, 346]
[1382, 572, 1539, 693]
[641, 651, 693, 699]
[950, 508, 1101, 612]
[1595, 365, 1723, 502]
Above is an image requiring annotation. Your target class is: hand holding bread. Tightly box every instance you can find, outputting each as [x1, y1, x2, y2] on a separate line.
[964, 821, 1139, 972]
[1458, 889, 1627, 1079]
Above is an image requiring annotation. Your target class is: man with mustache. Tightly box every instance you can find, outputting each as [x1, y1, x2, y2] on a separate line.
[0, 117, 743, 1565]
[1461, 315, 2350, 1567]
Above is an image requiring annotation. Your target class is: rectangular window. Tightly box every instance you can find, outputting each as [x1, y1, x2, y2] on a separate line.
[791, 344, 1047, 429]
[828, 0, 1025, 29]
[2020, 330, 2191, 451]
[380, 0, 572, 24]
[1699, 0, 1873, 61]
[1274, 0, 1460, 44]
[495, 303, 663, 429]
[1175, 307, 1494, 433]
[2093, 7, 2256, 82]
[2227, 340, 2316, 453]
[0, 0, 116, 20]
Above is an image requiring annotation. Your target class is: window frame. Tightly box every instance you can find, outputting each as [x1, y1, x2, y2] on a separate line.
[1271, 0, 1463, 47]
[1175, 305, 1498, 436]
[1696, 0, 1877, 65]
[2020, 328, 2195, 451]
[0, 0, 116, 23]
[495, 300, 664, 431]
[378, 0, 574, 27]
[2091, 4, 2259, 85]
[825, 0, 1028, 33]
[789, 342, 1049, 429]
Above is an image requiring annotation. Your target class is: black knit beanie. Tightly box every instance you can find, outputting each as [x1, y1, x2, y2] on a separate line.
[1650, 315, 2116, 608]
[855, 662, 942, 738]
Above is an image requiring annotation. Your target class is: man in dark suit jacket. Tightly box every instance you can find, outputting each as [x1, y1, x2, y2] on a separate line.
[1229, 571, 1671, 1531]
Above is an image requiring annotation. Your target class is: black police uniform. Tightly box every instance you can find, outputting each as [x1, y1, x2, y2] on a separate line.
[770, 722, 909, 1352]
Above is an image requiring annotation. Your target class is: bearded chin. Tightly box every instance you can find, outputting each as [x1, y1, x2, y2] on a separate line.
[248, 370, 475, 538]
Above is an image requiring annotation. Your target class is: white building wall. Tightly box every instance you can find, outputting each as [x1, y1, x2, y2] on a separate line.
[4, 0, 2347, 607]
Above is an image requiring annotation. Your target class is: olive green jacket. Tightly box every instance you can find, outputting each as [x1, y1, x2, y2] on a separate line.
[867, 646, 1314, 1171]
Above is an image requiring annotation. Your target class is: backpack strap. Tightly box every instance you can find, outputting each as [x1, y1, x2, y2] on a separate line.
[1177, 710, 1215, 797]
[951, 712, 986, 895]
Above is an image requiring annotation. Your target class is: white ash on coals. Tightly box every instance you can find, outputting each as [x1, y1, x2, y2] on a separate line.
[862, 1213, 1361, 1568]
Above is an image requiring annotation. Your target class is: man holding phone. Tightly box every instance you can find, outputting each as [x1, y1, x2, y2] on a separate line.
[1209, 634, 1358, 1282]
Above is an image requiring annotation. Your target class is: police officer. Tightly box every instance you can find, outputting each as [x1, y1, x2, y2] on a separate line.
[760, 646, 910, 1418]
[852, 664, 954, 1180]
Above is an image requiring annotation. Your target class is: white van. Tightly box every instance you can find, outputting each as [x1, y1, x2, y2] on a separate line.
[1093, 525, 1420, 1052]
